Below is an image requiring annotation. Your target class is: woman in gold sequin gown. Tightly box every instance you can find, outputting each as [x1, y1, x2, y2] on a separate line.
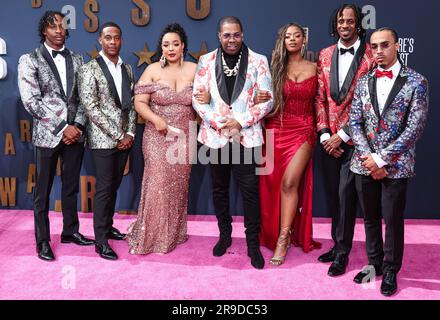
[127, 24, 209, 254]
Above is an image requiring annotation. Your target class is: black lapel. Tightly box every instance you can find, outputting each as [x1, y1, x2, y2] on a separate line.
[95, 56, 122, 108]
[230, 45, 249, 105]
[120, 64, 133, 112]
[65, 50, 74, 99]
[382, 70, 408, 117]
[338, 40, 366, 103]
[368, 71, 380, 119]
[39, 45, 66, 98]
[215, 48, 230, 105]
[329, 45, 340, 104]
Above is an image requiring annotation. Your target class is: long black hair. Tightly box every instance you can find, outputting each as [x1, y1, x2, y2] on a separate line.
[38, 10, 69, 44]
[151, 23, 188, 63]
[330, 4, 366, 40]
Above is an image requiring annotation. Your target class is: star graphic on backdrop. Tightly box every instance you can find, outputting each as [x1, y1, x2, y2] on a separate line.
[87, 46, 100, 60]
[134, 43, 156, 67]
[189, 41, 209, 61]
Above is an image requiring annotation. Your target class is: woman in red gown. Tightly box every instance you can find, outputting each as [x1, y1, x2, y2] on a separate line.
[259, 23, 321, 266]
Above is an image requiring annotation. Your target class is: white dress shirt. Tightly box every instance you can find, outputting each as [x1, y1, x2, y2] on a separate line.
[100, 51, 123, 102]
[99, 51, 134, 139]
[44, 42, 69, 136]
[372, 60, 402, 168]
[338, 38, 361, 91]
[44, 42, 68, 95]
[320, 38, 361, 144]
[376, 60, 401, 114]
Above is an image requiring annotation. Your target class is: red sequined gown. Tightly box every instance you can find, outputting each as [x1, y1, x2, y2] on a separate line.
[260, 76, 321, 253]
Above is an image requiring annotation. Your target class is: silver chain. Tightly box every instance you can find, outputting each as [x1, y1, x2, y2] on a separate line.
[222, 52, 242, 77]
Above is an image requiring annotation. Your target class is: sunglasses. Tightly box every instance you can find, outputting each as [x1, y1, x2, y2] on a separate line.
[220, 32, 243, 40]
[371, 41, 396, 51]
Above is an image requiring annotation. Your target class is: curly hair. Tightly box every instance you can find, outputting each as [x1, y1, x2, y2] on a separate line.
[38, 11, 69, 44]
[269, 23, 307, 118]
[151, 23, 188, 64]
[330, 4, 366, 40]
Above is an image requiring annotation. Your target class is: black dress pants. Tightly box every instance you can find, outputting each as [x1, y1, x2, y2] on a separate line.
[91, 148, 130, 245]
[355, 174, 408, 273]
[210, 143, 261, 249]
[34, 141, 84, 244]
[317, 142, 358, 256]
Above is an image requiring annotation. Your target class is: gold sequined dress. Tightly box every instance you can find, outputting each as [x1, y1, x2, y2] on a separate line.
[127, 82, 196, 254]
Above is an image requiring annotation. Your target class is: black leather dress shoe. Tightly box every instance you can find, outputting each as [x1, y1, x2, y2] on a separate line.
[213, 237, 232, 257]
[381, 271, 398, 297]
[37, 241, 55, 261]
[327, 255, 349, 277]
[248, 248, 265, 270]
[318, 248, 336, 263]
[354, 265, 383, 284]
[95, 243, 118, 260]
[106, 227, 126, 241]
[61, 233, 95, 246]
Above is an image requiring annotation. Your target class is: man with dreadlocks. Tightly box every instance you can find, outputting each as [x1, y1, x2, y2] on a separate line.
[18, 11, 95, 261]
[315, 4, 375, 277]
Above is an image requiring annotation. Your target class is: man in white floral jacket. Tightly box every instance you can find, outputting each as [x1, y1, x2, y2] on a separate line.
[192, 16, 273, 269]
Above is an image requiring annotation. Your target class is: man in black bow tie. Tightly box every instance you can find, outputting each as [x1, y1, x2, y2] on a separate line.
[52, 49, 69, 58]
[314, 4, 375, 276]
[78, 22, 137, 261]
[18, 11, 95, 261]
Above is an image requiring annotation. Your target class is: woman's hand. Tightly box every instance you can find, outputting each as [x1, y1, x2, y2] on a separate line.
[194, 85, 211, 104]
[254, 90, 271, 104]
[154, 117, 168, 135]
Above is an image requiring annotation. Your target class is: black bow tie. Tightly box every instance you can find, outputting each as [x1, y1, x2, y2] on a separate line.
[52, 49, 68, 58]
[340, 47, 355, 55]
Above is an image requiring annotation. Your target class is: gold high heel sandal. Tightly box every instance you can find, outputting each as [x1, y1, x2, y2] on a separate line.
[269, 227, 292, 266]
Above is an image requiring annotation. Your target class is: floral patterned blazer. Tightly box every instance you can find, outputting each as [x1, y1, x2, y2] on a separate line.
[192, 46, 273, 149]
[350, 66, 429, 179]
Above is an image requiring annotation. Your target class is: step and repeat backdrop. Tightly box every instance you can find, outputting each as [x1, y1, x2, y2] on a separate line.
[0, 0, 438, 218]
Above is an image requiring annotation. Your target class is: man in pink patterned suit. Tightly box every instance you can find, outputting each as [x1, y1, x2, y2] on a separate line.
[315, 4, 375, 276]
[192, 16, 273, 269]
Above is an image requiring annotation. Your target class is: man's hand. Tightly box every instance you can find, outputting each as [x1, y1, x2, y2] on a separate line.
[117, 134, 134, 150]
[322, 134, 344, 158]
[220, 118, 242, 143]
[371, 167, 388, 180]
[329, 147, 345, 158]
[361, 154, 380, 173]
[323, 134, 343, 155]
[63, 125, 81, 145]
[223, 118, 242, 132]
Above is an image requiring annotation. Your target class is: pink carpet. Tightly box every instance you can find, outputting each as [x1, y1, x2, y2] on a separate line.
[1, 210, 439, 300]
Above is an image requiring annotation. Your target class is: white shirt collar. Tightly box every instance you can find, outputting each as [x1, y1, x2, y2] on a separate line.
[378, 60, 401, 79]
[338, 37, 361, 52]
[99, 50, 123, 67]
[44, 42, 66, 56]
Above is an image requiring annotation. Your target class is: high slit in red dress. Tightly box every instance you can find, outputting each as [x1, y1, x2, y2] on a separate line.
[260, 76, 321, 253]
